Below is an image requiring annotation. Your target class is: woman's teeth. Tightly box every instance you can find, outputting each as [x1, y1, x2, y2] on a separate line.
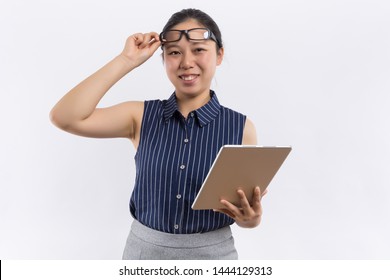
[180, 75, 198, 81]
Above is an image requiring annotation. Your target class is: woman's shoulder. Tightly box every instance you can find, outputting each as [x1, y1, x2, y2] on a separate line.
[219, 104, 247, 119]
[143, 98, 168, 112]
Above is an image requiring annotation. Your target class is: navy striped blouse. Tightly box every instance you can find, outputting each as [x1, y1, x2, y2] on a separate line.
[130, 91, 246, 234]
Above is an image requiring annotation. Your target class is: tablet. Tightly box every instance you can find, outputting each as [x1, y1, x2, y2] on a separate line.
[191, 145, 291, 210]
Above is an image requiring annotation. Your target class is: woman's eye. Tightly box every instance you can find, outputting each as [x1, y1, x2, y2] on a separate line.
[168, 51, 180, 55]
[195, 48, 206, 53]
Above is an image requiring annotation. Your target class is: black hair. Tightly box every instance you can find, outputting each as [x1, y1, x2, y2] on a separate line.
[162, 8, 223, 49]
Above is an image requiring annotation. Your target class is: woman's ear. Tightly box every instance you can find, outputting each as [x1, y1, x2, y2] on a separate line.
[216, 47, 224, 66]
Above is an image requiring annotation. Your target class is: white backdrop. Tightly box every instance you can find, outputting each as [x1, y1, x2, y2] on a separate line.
[1, 0, 389, 259]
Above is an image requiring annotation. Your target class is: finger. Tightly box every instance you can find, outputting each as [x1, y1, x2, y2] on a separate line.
[138, 33, 152, 48]
[149, 32, 161, 42]
[148, 37, 162, 53]
[220, 199, 241, 218]
[132, 33, 144, 46]
[139, 32, 160, 48]
[252, 186, 262, 212]
[237, 189, 252, 216]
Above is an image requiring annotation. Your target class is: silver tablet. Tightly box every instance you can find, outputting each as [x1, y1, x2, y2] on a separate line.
[191, 145, 291, 210]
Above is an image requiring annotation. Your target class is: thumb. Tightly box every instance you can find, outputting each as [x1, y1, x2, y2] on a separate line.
[148, 38, 161, 54]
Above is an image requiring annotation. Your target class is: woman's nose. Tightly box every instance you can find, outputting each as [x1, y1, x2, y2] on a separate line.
[180, 52, 195, 69]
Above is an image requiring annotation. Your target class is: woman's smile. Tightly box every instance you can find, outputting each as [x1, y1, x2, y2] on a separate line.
[179, 74, 199, 81]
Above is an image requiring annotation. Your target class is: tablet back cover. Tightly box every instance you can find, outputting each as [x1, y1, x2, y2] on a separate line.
[192, 146, 291, 210]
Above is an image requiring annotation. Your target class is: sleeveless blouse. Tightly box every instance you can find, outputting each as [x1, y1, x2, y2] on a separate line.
[130, 91, 246, 234]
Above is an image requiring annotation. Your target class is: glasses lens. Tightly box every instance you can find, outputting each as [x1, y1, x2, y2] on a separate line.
[187, 29, 210, 40]
[162, 30, 181, 42]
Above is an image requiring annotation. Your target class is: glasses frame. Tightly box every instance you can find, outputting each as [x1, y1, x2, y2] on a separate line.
[159, 28, 221, 47]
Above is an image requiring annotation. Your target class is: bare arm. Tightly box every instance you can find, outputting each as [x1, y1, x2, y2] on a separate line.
[49, 32, 161, 145]
[241, 118, 257, 145]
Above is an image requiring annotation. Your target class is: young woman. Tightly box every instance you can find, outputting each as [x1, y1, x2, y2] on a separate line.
[50, 8, 267, 260]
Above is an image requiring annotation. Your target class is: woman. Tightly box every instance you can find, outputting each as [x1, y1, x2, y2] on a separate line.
[50, 8, 267, 259]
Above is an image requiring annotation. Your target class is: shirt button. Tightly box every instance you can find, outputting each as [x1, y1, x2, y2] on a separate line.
[184, 138, 189, 143]
[174, 225, 179, 230]
[176, 194, 182, 199]
[180, 164, 185, 170]
[190, 112, 194, 117]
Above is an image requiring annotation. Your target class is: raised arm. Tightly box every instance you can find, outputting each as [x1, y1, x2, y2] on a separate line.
[49, 32, 161, 146]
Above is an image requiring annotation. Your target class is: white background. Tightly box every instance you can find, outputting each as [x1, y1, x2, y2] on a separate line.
[1, 0, 389, 259]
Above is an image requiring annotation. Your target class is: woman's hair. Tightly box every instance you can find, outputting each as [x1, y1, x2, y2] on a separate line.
[162, 8, 223, 49]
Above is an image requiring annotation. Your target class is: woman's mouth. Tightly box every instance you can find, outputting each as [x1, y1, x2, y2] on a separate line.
[179, 74, 199, 81]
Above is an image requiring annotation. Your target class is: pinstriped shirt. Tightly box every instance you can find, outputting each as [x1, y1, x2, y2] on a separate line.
[130, 91, 246, 234]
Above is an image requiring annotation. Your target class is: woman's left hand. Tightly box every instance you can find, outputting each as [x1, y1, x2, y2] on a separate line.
[214, 186, 267, 228]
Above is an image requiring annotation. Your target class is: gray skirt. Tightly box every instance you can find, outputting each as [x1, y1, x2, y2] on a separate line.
[122, 219, 238, 260]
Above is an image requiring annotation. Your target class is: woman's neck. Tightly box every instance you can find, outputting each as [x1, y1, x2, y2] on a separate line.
[176, 90, 211, 119]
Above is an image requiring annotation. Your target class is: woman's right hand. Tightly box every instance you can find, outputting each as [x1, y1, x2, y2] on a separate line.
[119, 32, 161, 69]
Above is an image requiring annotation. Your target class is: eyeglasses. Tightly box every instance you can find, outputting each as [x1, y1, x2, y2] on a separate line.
[159, 28, 221, 47]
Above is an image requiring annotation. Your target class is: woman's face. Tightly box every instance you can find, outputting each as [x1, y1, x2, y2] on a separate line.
[162, 19, 224, 99]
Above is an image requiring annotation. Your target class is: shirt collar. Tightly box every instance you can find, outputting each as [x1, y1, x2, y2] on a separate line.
[163, 90, 221, 127]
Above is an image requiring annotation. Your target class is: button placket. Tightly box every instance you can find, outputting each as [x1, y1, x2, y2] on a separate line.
[174, 112, 193, 234]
